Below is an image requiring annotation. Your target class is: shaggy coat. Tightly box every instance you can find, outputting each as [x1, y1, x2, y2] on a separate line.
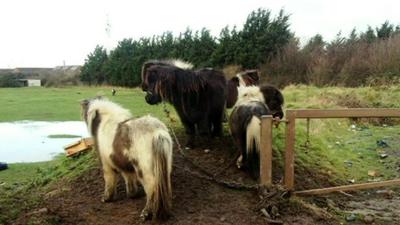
[141, 60, 227, 147]
[229, 86, 271, 179]
[259, 84, 285, 119]
[81, 97, 173, 220]
[226, 70, 260, 108]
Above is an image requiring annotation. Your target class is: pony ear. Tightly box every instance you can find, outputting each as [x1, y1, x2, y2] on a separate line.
[247, 70, 260, 82]
[86, 108, 99, 134]
[80, 99, 89, 106]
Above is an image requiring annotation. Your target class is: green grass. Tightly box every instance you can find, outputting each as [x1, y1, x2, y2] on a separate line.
[271, 85, 400, 187]
[0, 161, 58, 184]
[0, 85, 400, 223]
[0, 86, 167, 122]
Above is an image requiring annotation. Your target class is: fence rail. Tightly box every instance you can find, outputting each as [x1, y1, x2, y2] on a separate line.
[259, 108, 400, 195]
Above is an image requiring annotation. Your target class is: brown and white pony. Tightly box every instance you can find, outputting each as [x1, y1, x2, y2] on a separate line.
[80, 97, 173, 220]
[229, 86, 272, 179]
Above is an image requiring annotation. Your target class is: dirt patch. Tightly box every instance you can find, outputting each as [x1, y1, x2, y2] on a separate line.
[14, 136, 335, 225]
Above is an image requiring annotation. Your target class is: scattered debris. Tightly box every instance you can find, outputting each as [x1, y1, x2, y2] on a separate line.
[345, 213, 357, 222]
[26, 208, 49, 216]
[339, 191, 354, 198]
[368, 178, 382, 182]
[344, 160, 353, 167]
[0, 162, 8, 171]
[376, 189, 395, 198]
[363, 214, 375, 224]
[376, 140, 389, 148]
[260, 208, 271, 218]
[64, 138, 94, 157]
[379, 153, 388, 159]
[368, 170, 379, 177]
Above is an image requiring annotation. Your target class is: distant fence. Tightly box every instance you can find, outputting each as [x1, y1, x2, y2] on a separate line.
[259, 108, 400, 195]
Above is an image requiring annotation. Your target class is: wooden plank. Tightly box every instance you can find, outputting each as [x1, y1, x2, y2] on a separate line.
[294, 179, 400, 196]
[260, 115, 273, 187]
[284, 112, 296, 191]
[289, 108, 400, 119]
[83, 137, 94, 146]
[64, 138, 94, 157]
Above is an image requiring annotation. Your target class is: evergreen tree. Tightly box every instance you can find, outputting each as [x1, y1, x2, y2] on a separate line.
[80, 45, 108, 85]
[376, 21, 393, 39]
[237, 9, 292, 68]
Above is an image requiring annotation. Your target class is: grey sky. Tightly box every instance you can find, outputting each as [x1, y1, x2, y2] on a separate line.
[0, 0, 399, 68]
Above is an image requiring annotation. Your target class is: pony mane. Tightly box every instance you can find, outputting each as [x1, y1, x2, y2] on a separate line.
[141, 59, 194, 89]
[148, 65, 205, 102]
[168, 59, 194, 70]
[235, 86, 265, 106]
[87, 98, 132, 127]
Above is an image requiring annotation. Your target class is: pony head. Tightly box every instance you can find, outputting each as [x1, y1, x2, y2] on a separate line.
[80, 96, 105, 123]
[141, 59, 193, 93]
[142, 65, 173, 105]
[235, 86, 265, 106]
[141, 59, 203, 105]
[259, 85, 285, 119]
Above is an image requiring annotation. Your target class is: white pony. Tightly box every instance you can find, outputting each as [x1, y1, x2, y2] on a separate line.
[80, 97, 173, 220]
[229, 86, 271, 179]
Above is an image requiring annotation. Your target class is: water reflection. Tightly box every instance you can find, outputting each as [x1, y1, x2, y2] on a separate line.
[0, 121, 88, 163]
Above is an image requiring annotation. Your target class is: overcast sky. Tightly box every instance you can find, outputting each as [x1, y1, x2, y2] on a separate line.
[0, 0, 399, 68]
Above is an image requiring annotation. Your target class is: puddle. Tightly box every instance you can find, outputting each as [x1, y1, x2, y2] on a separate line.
[0, 121, 89, 163]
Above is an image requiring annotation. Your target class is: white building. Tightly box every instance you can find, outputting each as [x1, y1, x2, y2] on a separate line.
[18, 79, 41, 87]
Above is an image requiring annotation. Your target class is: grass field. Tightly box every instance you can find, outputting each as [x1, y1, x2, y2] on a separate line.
[1, 85, 400, 223]
[0, 86, 167, 122]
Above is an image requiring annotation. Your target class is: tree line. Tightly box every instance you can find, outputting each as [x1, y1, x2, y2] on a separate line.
[81, 7, 400, 88]
[262, 21, 400, 87]
[80, 8, 292, 87]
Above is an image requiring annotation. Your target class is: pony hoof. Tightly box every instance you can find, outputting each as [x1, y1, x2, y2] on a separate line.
[101, 195, 115, 203]
[101, 197, 111, 203]
[236, 156, 243, 169]
[140, 209, 152, 221]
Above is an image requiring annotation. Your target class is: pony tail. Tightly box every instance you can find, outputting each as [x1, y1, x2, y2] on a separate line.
[246, 116, 261, 178]
[151, 130, 173, 220]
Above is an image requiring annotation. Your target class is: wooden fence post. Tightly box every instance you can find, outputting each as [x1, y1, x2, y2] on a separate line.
[260, 115, 273, 187]
[284, 111, 296, 191]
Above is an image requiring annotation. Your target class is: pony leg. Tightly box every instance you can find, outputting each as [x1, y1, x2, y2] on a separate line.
[235, 134, 247, 170]
[140, 173, 156, 220]
[175, 109, 196, 148]
[197, 118, 211, 137]
[211, 115, 223, 138]
[183, 122, 196, 148]
[121, 172, 139, 198]
[102, 165, 118, 202]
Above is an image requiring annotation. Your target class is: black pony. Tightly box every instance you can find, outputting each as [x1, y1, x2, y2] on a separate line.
[141, 60, 227, 148]
[228, 86, 270, 179]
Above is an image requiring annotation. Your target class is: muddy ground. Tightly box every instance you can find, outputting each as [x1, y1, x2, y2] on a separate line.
[14, 136, 400, 225]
